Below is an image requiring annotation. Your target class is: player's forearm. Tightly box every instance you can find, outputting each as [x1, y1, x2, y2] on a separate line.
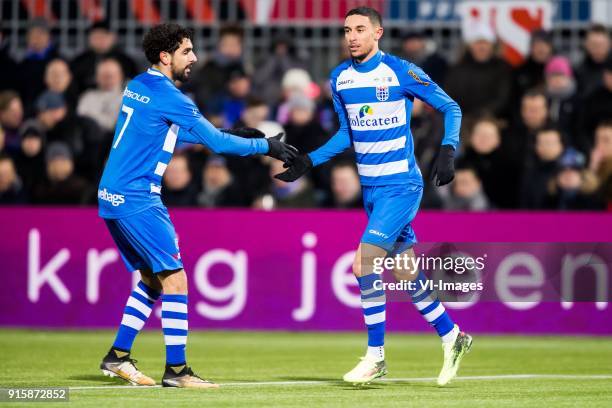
[187, 118, 268, 156]
[308, 128, 351, 166]
[425, 87, 462, 149]
[439, 101, 462, 149]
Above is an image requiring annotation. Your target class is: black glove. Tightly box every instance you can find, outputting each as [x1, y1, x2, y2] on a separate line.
[265, 133, 299, 163]
[274, 154, 313, 182]
[430, 145, 455, 186]
[222, 127, 266, 138]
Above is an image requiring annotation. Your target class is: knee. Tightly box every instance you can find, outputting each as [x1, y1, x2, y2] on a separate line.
[160, 269, 188, 294]
[391, 263, 419, 282]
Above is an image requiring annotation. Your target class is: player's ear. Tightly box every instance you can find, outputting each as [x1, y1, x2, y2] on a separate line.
[159, 51, 171, 66]
[374, 26, 384, 41]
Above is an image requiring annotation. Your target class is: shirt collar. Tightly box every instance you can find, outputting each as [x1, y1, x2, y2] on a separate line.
[352, 50, 383, 73]
[147, 67, 175, 86]
[147, 67, 165, 77]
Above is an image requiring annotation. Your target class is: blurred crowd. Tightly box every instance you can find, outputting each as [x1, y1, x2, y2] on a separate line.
[0, 20, 611, 211]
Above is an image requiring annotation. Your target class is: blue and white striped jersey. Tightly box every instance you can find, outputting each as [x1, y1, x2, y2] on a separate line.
[309, 51, 461, 186]
[98, 67, 267, 218]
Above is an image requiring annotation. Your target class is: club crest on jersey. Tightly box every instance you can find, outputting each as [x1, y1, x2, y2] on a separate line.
[376, 85, 389, 101]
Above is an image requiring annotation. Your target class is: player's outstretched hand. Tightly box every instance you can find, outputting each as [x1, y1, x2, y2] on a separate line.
[274, 154, 313, 182]
[222, 127, 267, 138]
[431, 144, 455, 186]
[266, 133, 299, 163]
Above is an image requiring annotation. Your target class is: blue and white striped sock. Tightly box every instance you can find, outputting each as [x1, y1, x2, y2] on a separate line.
[112, 281, 161, 351]
[161, 294, 189, 365]
[409, 271, 457, 342]
[357, 273, 386, 360]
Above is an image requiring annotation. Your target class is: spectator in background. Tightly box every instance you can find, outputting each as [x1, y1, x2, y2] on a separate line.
[575, 24, 611, 98]
[445, 23, 512, 121]
[0, 153, 27, 204]
[234, 97, 270, 129]
[513, 30, 553, 106]
[71, 21, 138, 93]
[0, 91, 24, 153]
[190, 25, 247, 112]
[254, 159, 317, 209]
[442, 163, 490, 211]
[545, 148, 602, 210]
[509, 90, 550, 158]
[544, 56, 579, 138]
[162, 154, 198, 206]
[462, 117, 519, 208]
[323, 161, 362, 208]
[400, 30, 448, 84]
[0, 31, 19, 92]
[578, 57, 612, 153]
[316, 80, 339, 134]
[77, 58, 124, 133]
[35, 91, 104, 181]
[276, 68, 317, 125]
[13, 120, 46, 192]
[590, 120, 612, 172]
[222, 68, 251, 128]
[520, 127, 565, 209]
[219, 119, 280, 205]
[252, 34, 307, 106]
[44, 58, 79, 113]
[197, 155, 245, 207]
[589, 121, 612, 209]
[284, 93, 333, 192]
[284, 93, 329, 154]
[18, 19, 61, 115]
[32, 142, 91, 204]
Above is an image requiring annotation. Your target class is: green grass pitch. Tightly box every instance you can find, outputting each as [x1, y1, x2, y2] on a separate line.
[1, 329, 612, 407]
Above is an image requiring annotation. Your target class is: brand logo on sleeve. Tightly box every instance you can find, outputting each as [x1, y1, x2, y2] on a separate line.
[408, 70, 430, 86]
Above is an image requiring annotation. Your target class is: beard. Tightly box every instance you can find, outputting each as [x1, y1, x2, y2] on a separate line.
[172, 63, 192, 82]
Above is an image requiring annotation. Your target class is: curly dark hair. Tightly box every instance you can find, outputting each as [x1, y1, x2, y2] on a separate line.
[142, 23, 194, 64]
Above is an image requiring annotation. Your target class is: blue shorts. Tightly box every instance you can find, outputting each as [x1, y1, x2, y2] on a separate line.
[104, 205, 183, 273]
[361, 184, 423, 254]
